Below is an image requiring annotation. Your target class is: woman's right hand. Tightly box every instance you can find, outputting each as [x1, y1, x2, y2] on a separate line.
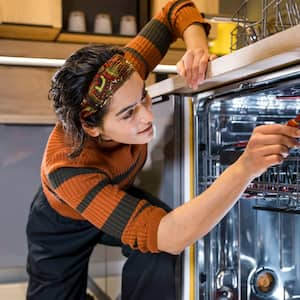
[236, 124, 300, 180]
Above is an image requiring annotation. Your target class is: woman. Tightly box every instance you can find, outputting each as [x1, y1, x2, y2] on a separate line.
[26, 1, 300, 299]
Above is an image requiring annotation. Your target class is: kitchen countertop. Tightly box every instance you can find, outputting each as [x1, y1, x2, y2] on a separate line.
[147, 24, 300, 98]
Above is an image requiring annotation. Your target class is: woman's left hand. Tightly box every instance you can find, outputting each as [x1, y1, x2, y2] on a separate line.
[176, 48, 217, 90]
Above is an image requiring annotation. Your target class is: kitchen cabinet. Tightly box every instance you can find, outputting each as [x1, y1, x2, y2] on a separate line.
[61, 0, 149, 35]
[0, 0, 227, 54]
[151, 0, 219, 16]
[0, 36, 181, 124]
[0, 0, 149, 41]
[0, 0, 188, 50]
[0, 64, 56, 124]
[0, 0, 61, 40]
[0, 0, 61, 27]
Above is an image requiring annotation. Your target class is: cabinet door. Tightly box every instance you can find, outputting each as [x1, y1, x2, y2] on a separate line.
[0, 0, 62, 27]
[0, 65, 56, 124]
[151, 0, 219, 16]
[0, 124, 53, 270]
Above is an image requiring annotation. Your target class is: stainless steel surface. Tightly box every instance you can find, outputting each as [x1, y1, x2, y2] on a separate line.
[215, 211, 238, 299]
[231, 0, 300, 50]
[194, 65, 300, 299]
[135, 95, 184, 209]
[135, 95, 187, 300]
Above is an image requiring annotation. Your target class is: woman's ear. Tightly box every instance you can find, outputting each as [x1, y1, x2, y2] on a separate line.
[81, 120, 102, 137]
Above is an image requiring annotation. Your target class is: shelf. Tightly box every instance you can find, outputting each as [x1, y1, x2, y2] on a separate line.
[0, 24, 61, 41]
[56, 31, 186, 49]
[57, 31, 132, 45]
[0, 25, 186, 50]
[147, 25, 300, 98]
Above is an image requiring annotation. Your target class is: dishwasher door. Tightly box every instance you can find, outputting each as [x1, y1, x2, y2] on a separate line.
[194, 65, 300, 300]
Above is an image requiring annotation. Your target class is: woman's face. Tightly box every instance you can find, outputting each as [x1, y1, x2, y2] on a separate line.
[100, 72, 154, 144]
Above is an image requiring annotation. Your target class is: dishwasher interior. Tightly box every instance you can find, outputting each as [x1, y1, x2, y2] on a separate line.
[195, 68, 300, 300]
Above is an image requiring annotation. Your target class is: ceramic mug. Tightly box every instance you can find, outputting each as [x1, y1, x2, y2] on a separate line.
[94, 13, 112, 34]
[68, 10, 86, 32]
[120, 15, 137, 36]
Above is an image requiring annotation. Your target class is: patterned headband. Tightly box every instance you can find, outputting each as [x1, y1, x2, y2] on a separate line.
[80, 54, 135, 119]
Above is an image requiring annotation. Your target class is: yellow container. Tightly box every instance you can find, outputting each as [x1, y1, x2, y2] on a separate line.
[208, 20, 237, 56]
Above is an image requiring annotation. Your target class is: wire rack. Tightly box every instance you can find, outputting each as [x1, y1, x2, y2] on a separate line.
[245, 148, 300, 213]
[231, 0, 300, 51]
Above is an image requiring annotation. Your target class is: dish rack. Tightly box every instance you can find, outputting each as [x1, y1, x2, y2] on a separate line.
[244, 148, 300, 213]
[230, 0, 300, 50]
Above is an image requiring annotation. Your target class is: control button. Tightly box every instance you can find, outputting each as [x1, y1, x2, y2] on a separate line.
[252, 268, 277, 296]
[255, 271, 275, 293]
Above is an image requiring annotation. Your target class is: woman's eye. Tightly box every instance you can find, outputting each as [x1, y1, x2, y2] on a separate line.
[122, 109, 134, 120]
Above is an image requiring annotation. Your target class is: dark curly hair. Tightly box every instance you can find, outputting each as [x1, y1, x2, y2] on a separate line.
[49, 44, 124, 158]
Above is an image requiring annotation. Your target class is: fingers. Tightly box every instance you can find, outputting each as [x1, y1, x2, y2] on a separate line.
[249, 144, 290, 159]
[263, 154, 286, 168]
[176, 60, 186, 78]
[253, 123, 300, 138]
[209, 54, 217, 61]
[238, 123, 300, 179]
[181, 50, 194, 86]
[195, 55, 209, 84]
[248, 124, 300, 155]
[176, 48, 210, 89]
[249, 132, 299, 149]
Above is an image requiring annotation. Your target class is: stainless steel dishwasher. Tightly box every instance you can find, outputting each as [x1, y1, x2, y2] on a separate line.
[193, 65, 300, 300]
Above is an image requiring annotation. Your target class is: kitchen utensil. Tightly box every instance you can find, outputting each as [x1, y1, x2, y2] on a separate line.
[287, 114, 300, 128]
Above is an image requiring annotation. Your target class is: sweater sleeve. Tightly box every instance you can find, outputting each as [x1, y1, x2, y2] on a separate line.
[46, 167, 167, 253]
[124, 0, 210, 79]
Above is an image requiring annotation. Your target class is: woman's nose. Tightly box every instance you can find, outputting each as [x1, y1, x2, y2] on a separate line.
[139, 103, 153, 123]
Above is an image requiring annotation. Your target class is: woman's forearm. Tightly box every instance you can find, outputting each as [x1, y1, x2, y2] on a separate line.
[157, 123, 300, 254]
[157, 160, 252, 254]
[183, 24, 209, 52]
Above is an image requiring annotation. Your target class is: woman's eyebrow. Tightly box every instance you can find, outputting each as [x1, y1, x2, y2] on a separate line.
[115, 83, 146, 117]
[115, 103, 137, 116]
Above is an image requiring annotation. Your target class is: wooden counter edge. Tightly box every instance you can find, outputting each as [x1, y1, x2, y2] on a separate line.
[147, 25, 300, 98]
[0, 115, 56, 125]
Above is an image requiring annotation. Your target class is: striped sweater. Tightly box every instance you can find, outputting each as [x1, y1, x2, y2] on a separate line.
[42, 0, 208, 253]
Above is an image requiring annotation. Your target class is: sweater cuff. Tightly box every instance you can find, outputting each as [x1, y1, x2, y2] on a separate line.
[174, 6, 211, 37]
[147, 207, 167, 253]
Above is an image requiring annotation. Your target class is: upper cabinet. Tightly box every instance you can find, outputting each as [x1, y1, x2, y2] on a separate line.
[0, 0, 150, 41]
[0, 0, 61, 27]
[0, 0, 62, 40]
[0, 0, 222, 42]
[151, 0, 219, 16]
[0, 0, 241, 55]
[61, 0, 149, 36]
[151, 0, 245, 17]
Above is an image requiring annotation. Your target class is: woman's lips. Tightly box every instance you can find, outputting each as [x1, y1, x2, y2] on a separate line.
[138, 124, 153, 134]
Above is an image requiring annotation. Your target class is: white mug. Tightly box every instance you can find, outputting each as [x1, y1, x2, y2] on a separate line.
[120, 15, 137, 36]
[68, 10, 86, 32]
[94, 13, 112, 34]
